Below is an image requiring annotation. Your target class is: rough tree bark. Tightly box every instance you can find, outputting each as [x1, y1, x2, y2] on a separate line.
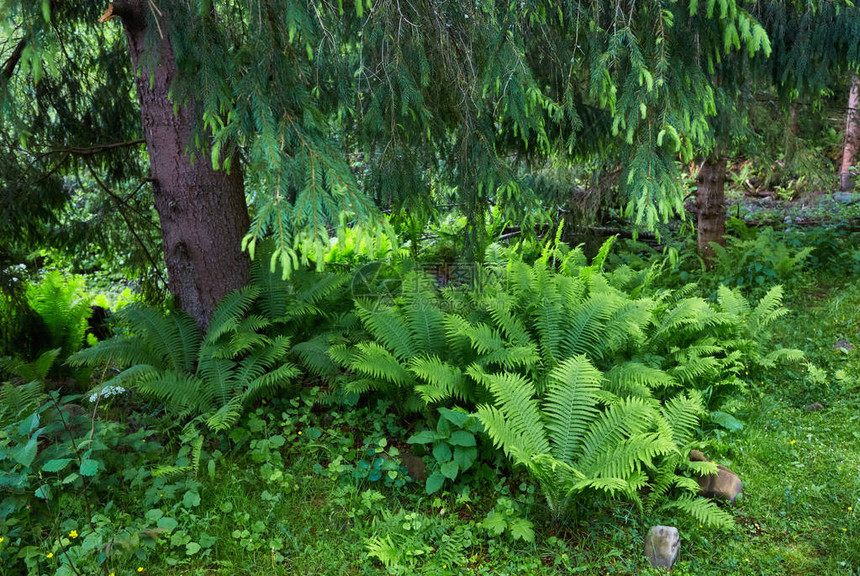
[109, 1, 250, 329]
[695, 156, 728, 265]
[840, 75, 860, 191]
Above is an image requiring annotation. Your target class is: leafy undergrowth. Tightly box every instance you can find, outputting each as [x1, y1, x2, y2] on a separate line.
[666, 270, 860, 576]
[2, 252, 858, 576]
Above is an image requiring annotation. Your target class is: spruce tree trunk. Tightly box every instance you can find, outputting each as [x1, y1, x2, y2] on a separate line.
[695, 156, 727, 265]
[112, 1, 250, 329]
[840, 76, 860, 191]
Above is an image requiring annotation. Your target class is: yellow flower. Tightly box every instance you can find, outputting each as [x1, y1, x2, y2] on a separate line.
[849, 506, 853, 511]
[69, 530, 78, 539]
[790, 439, 796, 445]
[110, 573, 115, 576]
[298, 431, 302, 435]
[138, 568, 144, 573]
[0, 536, 4, 543]
[47, 553, 53, 558]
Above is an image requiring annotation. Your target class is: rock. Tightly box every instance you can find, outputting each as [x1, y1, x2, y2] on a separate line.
[688, 449, 708, 463]
[803, 402, 825, 411]
[698, 465, 743, 505]
[834, 339, 853, 352]
[689, 450, 744, 505]
[644, 525, 680, 571]
[834, 192, 859, 204]
[400, 450, 427, 482]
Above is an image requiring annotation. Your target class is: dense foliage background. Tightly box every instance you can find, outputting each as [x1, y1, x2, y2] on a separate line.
[1, 1, 859, 574]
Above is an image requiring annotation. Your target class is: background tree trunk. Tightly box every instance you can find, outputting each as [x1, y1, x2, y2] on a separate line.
[840, 76, 860, 191]
[114, 1, 250, 329]
[696, 156, 728, 265]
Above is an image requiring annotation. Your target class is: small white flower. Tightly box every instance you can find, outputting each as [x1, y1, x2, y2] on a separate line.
[88, 385, 128, 403]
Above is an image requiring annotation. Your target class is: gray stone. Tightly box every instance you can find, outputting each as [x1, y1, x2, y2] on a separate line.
[803, 402, 825, 411]
[834, 192, 859, 204]
[400, 450, 427, 482]
[834, 339, 853, 352]
[689, 450, 744, 505]
[644, 525, 680, 571]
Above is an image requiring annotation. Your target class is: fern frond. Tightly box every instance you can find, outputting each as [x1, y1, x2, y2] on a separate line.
[0, 381, 47, 426]
[342, 378, 381, 395]
[559, 294, 622, 360]
[577, 397, 655, 473]
[759, 347, 805, 367]
[241, 362, 300, 403]
[134, 370, 207, 415]
[350, 342, 414, 386]
[205, 288, 258, 345]
[292, 335, 338, 376]
[356, 304, 417, 360]
[604, 362, 675, 398]
[485, 294, 534, 348]
[582, 433, 674, 480]
[716, 285, 751, 317]
[542, 355, 601, 465]
[569, 475, 636, 499]
[193, 358, 236, 411]
[472, 368, 549, 458]
[365, 535, 402, 567]
[480, 345, 542, 371]
[749, 285, 788, 331]
[409, 355, 471, 403]
[234, 336, 291, 384]
[660, 494, 734, 530]
[5, 349, 61, 381]
[68, 339, 162, 369]
[120, 304, 199, 372]
[404, 295, 445, 357]
[661, 391, 705, 446]
[534, 297, 563, 366]
[667, 355, 721, 385]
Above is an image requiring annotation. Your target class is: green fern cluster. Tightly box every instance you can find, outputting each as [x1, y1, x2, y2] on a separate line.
[68, 250, 357, 429]
[26, 271, 93, 361]
[0, 349, 58, 427]
[333, 239, 802, 525]
[69, 288, 298, 431]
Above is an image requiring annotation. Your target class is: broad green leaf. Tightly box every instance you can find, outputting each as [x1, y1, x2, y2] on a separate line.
[158, 517, 179, 532]
[183, 490, 201, 507]
[509, 517, 535, 542]
[12, 434, 40, 468]
[79, 459, 98, 476]
[453, 446, 478, 471]
[440, 460, 459, 480]
[425, 471, 445, 494]
[447, 430, 476, 447]
[432, 443, 452, 463]
[42, 458, 73, 473]
[481, 512, 507, 536]
[406, 431, 438, 444]
[268, 435, 285, 448]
